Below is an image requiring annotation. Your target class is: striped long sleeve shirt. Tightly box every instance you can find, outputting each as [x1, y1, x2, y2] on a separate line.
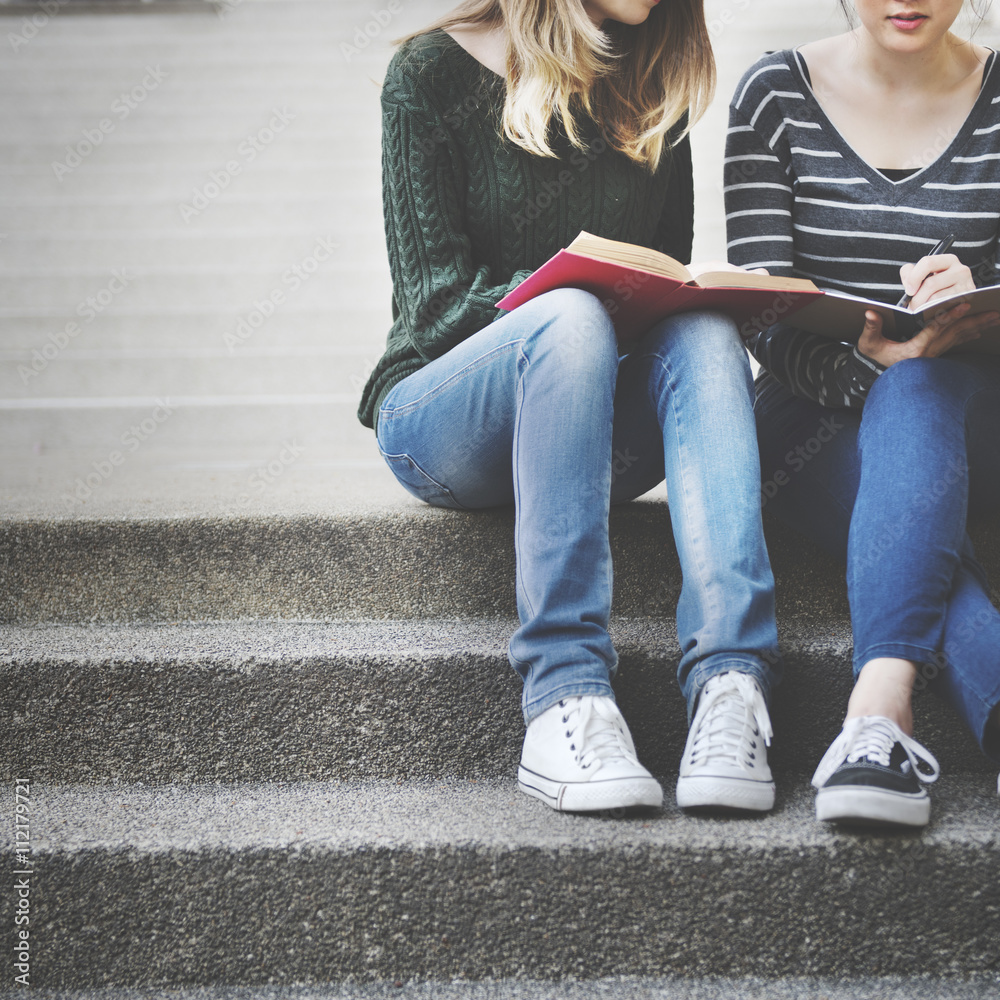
[725, 49, 1000, 408]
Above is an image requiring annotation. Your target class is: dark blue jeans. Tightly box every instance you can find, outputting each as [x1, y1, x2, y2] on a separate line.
[754, 355, 1000, 762]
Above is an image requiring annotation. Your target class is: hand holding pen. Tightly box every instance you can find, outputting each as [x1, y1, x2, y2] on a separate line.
[896, 234, 972, 310]
[860, 234, 997, 367]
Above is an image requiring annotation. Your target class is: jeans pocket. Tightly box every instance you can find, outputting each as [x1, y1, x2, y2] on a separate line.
[379, 451, 467, 509]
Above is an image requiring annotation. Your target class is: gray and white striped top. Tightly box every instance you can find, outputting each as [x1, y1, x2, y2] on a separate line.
[725, 48, 1000, 408]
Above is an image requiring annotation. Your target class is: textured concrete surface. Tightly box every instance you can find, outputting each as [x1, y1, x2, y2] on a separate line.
[4, 508, 999, 623]
[20, 978, 1000, 1000]
[8, 778, 999, 986]
[3, 617, 993, 784]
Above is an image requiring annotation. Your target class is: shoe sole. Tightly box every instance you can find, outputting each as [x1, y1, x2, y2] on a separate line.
[517, 765, 663, 812]
[675, 774, 775, 812]
[815, 785, 930, 827]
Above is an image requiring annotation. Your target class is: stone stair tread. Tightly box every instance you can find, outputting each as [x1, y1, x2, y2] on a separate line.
[3, 507, 997, 624]
[0, 617, 672, 661]
[13, 776, 1000, 982]
[24, 775, 1000, 854]
[35, 977, 1000, 1000]
[4, 616, 994, 783]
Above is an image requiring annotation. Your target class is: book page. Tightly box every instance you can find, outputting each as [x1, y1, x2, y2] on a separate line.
[693, 271, 818, 293]
[567, 231, 692, 283]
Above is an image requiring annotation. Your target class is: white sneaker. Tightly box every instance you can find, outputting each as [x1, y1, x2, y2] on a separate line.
[676, 671, 775, 812]
[517, 695, 663, 812]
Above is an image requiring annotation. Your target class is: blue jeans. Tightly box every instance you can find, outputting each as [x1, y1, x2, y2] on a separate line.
[754, 356, 1000, 761]
[376, 288, 779, 723]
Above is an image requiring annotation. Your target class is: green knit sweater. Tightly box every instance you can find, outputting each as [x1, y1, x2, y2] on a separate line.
[357, 29, 695, 431]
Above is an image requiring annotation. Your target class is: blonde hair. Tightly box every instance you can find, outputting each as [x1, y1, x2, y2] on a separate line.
[397, 0, 715, 170]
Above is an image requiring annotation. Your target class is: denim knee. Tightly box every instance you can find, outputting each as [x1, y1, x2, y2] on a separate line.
[642, 310, 748, 370]
[519, 288, 619, 377]
[864, 357, 947, 415]
[860, 358, 967, 455]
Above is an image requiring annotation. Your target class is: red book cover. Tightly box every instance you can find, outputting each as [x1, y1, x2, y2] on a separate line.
[497, 249, 822, 341]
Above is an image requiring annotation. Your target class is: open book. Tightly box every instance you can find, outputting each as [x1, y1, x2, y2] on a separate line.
[495, 232, 823, 341]
[497, 232, 1000, 354]
[785, 286, 1000, 355]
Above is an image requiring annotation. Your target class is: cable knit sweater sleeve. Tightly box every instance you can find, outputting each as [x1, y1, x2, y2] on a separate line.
[381, 48, 532, 365]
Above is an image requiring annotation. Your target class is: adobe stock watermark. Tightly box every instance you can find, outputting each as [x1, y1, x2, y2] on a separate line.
[512, 134, 610, 232]
[214, 0, 245, 18]
[18, 269, 134, 385]
[707, 0, 752, 38]
[236, 440, 305, 504]
[349, 354, 382, 396]
[738, 290, 810, 339]
[61, 399, 175, 508]
[414, 78, 491, 161]
[13, 778, 33, 987]
[8, 0, 68, 53]
[852, 454, 968, 576]
[223, 236, 337, 352]
[51, 66, 169, 180]
[179, 107, 296, 223]
[761, 413, 844, 509]
[341, 0, 403, 62]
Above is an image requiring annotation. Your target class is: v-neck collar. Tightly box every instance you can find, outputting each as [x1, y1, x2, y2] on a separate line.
[788, 47, 998, 193]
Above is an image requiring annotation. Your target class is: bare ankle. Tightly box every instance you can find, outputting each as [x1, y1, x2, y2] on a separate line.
[845, 658, 917, 735]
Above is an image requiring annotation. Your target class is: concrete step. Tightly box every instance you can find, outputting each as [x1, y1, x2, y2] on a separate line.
[2, 619, 993, 784]
[0, 142, 378, 176]
[0, 311, 388, 351]
[2, 351, 376, 400]
[29, 979, 1000, 1000]
[14, 777, 1000, 987]
[0, 268, 379, 313]
[0, 197, 375, 232]
[0, 230, 383, 269]
[0, 165, 375, 202]
[3, 508, 998, 621]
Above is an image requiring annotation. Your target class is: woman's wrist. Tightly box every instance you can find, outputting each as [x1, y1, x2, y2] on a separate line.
[853, 345, 887, 374]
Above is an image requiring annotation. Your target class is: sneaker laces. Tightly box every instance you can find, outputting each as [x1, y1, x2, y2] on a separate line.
[811, 715, 941, 790]
[688, 673, 772, 768]
[563, 697, 638, 774]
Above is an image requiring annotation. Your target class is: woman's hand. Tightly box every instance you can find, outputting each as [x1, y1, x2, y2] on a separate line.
[900, 253, 975, 311]
[688, 260, 770, 279]
[857, 303, 999, 368]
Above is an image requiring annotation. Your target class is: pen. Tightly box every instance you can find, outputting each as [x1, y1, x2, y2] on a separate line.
[896, 233, 957, 308]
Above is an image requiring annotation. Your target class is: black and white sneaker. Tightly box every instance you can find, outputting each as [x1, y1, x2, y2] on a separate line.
[812, 715, 940, 827]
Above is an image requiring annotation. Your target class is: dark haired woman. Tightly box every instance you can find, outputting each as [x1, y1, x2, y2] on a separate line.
[359, 0, 781, 813]
[727, 0, 1000, 826]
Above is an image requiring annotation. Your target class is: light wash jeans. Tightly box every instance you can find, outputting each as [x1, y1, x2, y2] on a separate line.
[377, 288, 780, 723]
[754, 356, 1000, 761]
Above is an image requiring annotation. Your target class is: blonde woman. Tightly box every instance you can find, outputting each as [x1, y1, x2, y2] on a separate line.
[359, 0, 781, 813]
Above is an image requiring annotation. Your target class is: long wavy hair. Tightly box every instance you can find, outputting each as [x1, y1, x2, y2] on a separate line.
[397, 0, 715, 171]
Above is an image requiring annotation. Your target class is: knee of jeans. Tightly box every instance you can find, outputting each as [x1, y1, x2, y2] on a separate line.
[866, 357, 941, 410]
[524, 288, 618, 370]
[646, 310, 745, 364]
[862, 358, 960, 440]
[645, 311, 752, 398]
